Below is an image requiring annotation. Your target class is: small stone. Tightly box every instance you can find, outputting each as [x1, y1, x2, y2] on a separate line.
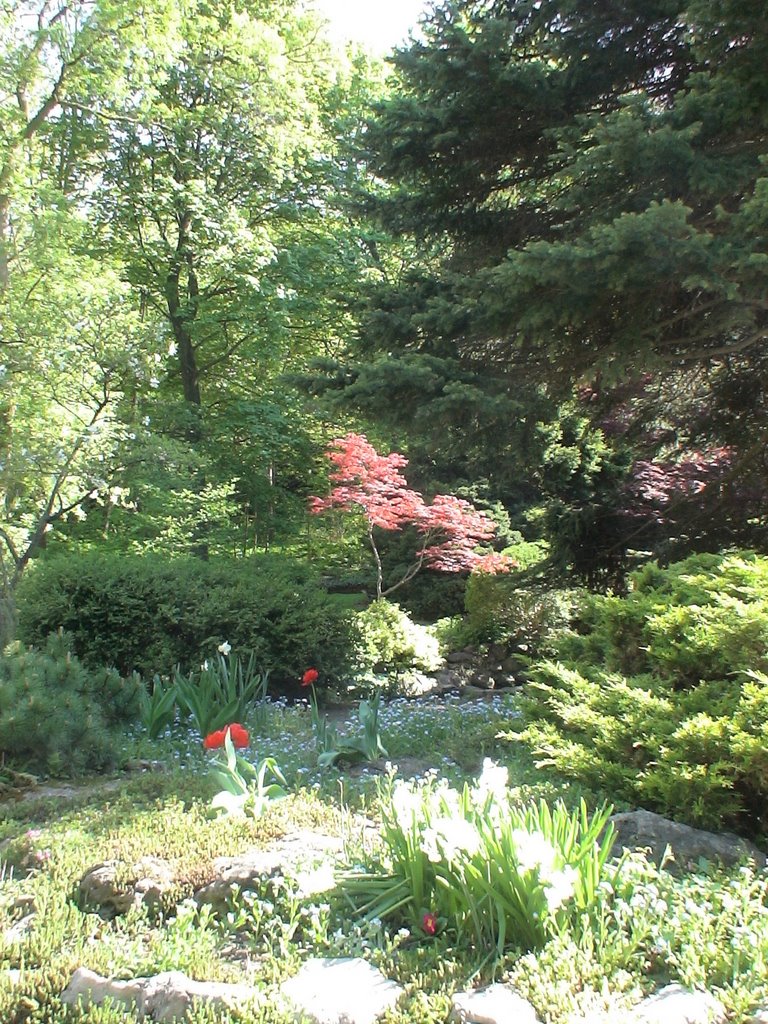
[194, 849, 283, 906]
[462, 684, 495, 697]
[490, 671, 515, 688]
[142, 970, 259, 1021]
[61, 967, 146, 1015]
[3, 912, 36, 944]
[446, 651, 476, 665]
[471, 672, 496, 690]
[400, 671, 443, 697]
[431, 669, 466, 691]
[452, 983, 542, 1024]
[281, 957, 402, 1024]
[195, 831, 344, 908]
[747, 1010, 768, 1024]
[79, 857, 177, 914]
[629, 984, 726, 1024]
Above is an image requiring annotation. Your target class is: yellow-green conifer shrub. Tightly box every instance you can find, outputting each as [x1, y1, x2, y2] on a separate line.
[520, 552, 768, 840]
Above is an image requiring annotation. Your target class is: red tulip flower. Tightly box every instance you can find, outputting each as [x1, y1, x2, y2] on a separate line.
[227, 722, 250, 748]
[422, 911, 438, 936]
[302, 668, 319, 687]
[203, 723, 249, 750]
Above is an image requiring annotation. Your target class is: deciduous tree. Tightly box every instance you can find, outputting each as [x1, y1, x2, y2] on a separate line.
[310, 433, 510, 597]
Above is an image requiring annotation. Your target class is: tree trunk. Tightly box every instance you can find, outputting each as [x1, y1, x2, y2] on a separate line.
[0, 549, 16, 648]
[165, 263, 201, 407]
[0, 191, 11, 291]
[369, 524, 384, 599]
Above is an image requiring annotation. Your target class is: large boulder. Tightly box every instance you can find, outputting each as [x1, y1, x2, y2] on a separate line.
[609, 810, 766, 871]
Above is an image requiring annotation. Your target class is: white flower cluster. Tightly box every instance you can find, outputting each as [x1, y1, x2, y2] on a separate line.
[421, 817, 481, 863]
[510, 828, 577, 912]
[387, 759, 578, 916]
[475, 757, 509, 802]
[292, 861, 336, 898]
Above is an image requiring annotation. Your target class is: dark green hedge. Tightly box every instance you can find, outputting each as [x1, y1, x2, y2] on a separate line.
[16, 552, 355, 684]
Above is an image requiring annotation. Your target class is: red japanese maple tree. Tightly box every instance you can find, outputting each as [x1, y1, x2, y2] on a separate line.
[309, 433, 511, 597]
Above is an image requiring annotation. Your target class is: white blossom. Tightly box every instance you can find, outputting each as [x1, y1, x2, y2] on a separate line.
[511, 830, 558, 875]
[390, 781, 422, 832]
[421, 816, 481, 863]
[475, 758, 509, 803]
[293, 861, 336, 898]
[543, 866, 577, 912]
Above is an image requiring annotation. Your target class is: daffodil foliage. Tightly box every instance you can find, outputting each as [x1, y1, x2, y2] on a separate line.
[339, 760, 619, 957]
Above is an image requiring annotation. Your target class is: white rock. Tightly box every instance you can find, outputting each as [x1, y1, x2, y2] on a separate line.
[61, 967, 146, 1015]
[61, 966, 260, 1021]
[142, 970, 259, 1020]
[452, 983, 542, 1023]
[281, 957, 403, 1024]
[195, 831, 344, 907]
[3, 912, 36, 944]
[630, 985, 727, 1024]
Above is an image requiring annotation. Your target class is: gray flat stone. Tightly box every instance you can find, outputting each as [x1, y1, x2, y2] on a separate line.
[281, 957, 402, 1024]
[609, 810, 766, 871]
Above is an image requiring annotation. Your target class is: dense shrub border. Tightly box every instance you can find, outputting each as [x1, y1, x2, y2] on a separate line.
[16, 552, 356, 684]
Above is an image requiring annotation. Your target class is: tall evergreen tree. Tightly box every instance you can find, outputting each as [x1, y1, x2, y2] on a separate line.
[330, 0, 768, 578]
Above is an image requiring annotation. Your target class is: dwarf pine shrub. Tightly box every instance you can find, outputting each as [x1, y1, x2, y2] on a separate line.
[0, 632, 142, 776]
